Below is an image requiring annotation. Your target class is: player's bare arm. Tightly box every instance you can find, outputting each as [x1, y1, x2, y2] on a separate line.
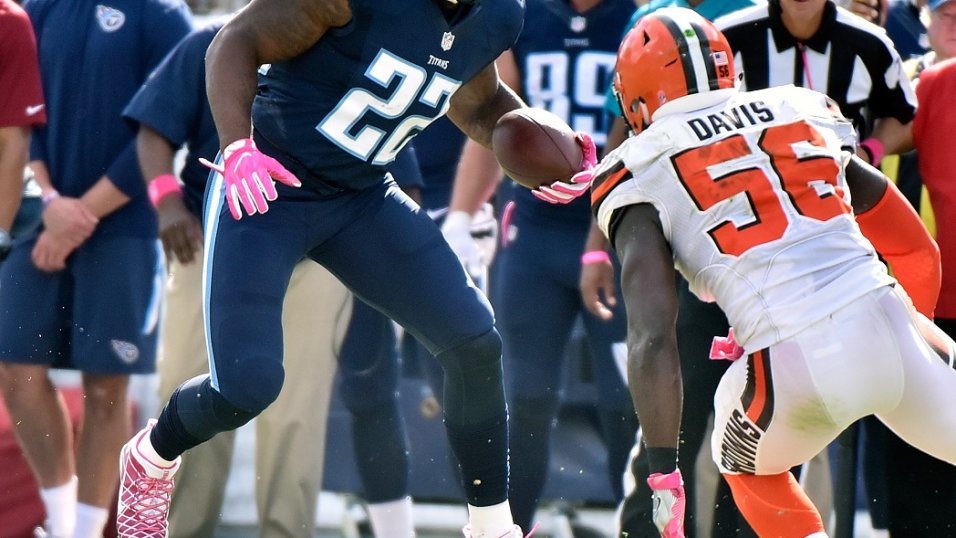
[447, 62, 525, 149]
[612, 203, 682, 450]
[844, 154, 889, 214]
[866, 117, 914, 157]
[137, 126, 203, 264]
[445, 51, 520, 215]
[206, 0, 352, 148]
[847, 153, 941, 317]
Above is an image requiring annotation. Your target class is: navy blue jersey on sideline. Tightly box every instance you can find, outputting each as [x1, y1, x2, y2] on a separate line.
[251, 0, 523, 195]
[24, 0, 192, 237]
[509, 0, 634, 225]
[124, 21, 223, 219]
[885, 0, 929, 60]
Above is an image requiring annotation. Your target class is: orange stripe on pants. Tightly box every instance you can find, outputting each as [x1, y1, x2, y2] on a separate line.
[745, 350, 768, 425]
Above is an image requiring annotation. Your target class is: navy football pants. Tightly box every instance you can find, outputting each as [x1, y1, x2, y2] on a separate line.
[153, 178, 509, 506]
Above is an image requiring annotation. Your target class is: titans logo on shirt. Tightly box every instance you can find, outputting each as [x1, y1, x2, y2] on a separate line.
[96, 5, 125, 32]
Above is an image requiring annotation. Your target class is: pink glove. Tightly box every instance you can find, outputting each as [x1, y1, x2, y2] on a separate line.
[200, 138, 301, 220]
[647, 469, 686, 538]
[532, 132, 598, 204]
[709, 328, 744, 361]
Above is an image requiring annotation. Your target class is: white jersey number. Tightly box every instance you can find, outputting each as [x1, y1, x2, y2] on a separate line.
[317, 49, 461, 165]
[524, 50, 616, 147]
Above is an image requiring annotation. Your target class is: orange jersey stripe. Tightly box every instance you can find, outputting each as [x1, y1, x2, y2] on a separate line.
[745, 349, 768, 424]
[591, 165, 631, 206]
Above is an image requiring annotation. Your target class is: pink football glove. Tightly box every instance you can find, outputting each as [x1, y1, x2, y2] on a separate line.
[647, 469, 687, 538]
[200, 138, 301, 220]
[532, 132, 598, 204]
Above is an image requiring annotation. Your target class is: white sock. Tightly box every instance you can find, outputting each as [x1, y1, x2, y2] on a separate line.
[39, 476, 77, 537]
[134, 427, 178, 477]
[73, 503, 108, 538]
[467, 500, 515, 537]
[367, 496, 416, 537]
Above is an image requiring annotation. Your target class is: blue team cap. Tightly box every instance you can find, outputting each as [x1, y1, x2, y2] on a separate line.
[930, 0, 954, 11]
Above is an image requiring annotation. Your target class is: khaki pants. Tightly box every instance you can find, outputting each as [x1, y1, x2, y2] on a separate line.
[159, 257, 350, 538]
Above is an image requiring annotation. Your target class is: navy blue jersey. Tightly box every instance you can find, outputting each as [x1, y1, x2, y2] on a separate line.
[415, 116, 467, 210]
[885, 0, 929, 61]
[124, 22, 223, 220]
[124, 20, 420, 218]
[24, 0, 192, 236]
[251, 0, 523, 194]
[388, 144, 425, 190]
[509, 0, 634, 225]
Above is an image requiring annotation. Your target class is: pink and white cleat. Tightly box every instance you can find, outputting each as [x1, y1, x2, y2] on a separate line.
[116, 420, 181, 538]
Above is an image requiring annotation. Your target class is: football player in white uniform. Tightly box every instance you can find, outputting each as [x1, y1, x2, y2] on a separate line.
[589, 8, 955, 538]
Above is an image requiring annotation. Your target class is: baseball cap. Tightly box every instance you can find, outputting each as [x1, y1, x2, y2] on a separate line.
[930, 0, 955, 11]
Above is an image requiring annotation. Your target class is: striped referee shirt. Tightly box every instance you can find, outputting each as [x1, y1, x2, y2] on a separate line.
[715, 0, 917, 136]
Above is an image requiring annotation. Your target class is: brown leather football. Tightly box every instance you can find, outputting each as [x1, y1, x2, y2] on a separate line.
[491, 107, 583, 189]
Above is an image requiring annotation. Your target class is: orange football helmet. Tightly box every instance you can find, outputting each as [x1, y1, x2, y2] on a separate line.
[614, 7, 736, 134]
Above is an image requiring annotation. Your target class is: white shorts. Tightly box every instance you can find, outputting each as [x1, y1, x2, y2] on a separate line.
[712, 285, 956, 475]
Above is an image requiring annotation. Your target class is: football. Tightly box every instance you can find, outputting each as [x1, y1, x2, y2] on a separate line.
[491, 107, 583, 189]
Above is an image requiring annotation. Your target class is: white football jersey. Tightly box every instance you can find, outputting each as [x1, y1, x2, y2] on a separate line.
[593, 85, 896, 352]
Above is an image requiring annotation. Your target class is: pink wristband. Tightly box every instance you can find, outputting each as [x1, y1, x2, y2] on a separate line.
[148, 174, 183, 207]
[581, 250, 611, 265]
[41, 190, 60, 210]
[859, 138, 885, 167]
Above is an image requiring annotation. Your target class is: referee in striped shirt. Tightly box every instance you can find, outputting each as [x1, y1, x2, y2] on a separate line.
[716, 0, 917, 167]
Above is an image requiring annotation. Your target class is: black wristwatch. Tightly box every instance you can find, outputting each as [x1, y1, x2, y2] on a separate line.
[0, 228, 11, 262]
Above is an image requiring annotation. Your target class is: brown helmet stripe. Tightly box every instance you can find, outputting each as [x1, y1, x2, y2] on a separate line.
[658, 16, 699, 95]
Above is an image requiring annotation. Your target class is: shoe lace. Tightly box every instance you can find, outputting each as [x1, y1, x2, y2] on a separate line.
[125, 474, 174, 528]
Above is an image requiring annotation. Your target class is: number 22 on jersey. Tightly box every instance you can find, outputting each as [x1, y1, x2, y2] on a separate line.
[672, 120, 849, 257]
[317, 50, 460, 166]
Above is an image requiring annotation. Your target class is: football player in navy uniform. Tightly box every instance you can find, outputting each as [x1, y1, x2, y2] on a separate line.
[123, 20, 369, 537]
[446, 0, 638, 531]
[115, 1, 596, 536]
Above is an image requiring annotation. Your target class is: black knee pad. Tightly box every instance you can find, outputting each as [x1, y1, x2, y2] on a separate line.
[172, 375, 258, 442]
[433, 328, 503, 380]
[434, 328, 504, 430]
